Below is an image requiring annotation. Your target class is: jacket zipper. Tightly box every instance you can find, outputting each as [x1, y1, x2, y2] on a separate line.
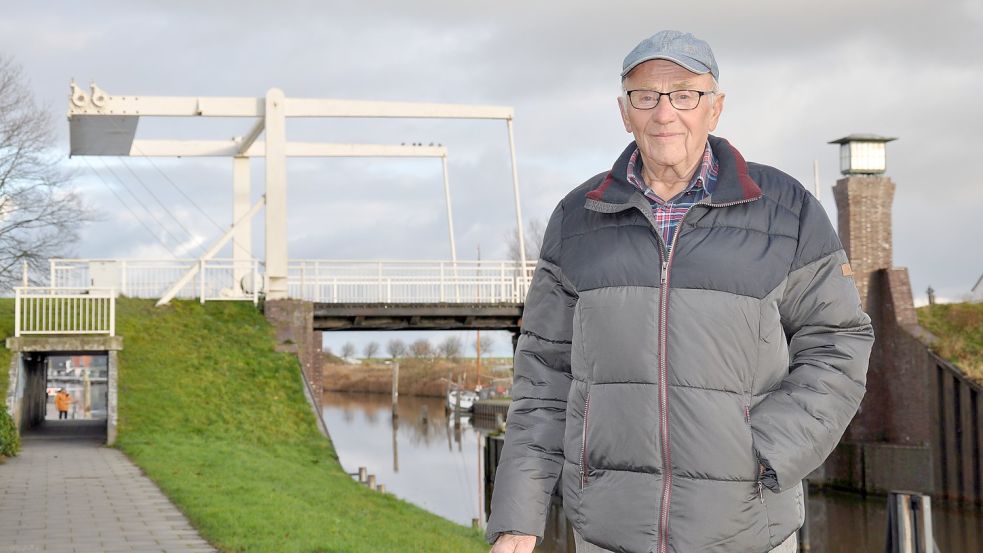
[656, 224, 677, 553]
[653, 196, 759, 553]
[745, 398, 764, 503]
[580, 391, 592, 488]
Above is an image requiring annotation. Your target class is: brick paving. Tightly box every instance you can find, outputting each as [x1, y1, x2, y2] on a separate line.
[0, 421, 216, 553]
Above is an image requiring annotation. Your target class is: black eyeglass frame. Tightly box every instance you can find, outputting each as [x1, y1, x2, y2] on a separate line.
[625, 89, 715, 111]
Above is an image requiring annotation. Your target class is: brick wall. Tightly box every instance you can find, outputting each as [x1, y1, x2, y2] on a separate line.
[263, 300, 323, 408]
[819, 174, 940, 494]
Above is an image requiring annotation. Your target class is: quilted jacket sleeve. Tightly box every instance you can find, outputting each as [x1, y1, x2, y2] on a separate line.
[751, 191, 874, 493]
[485, 203, 577, 544]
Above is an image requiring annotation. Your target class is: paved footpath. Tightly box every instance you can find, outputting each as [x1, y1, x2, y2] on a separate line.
[0, 422, 216, 553]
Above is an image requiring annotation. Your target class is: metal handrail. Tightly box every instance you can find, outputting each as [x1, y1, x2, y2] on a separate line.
[45, 258, 536, 304]
[14, 287, 116, 337]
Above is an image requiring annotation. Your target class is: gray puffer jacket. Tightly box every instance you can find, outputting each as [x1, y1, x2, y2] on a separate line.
[486, 135, 874, 553]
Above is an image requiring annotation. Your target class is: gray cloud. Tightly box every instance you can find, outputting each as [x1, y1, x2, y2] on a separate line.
[3, 0, 980, 354]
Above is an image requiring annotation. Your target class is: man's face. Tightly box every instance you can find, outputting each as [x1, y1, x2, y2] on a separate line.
[618, 59, 725, 172]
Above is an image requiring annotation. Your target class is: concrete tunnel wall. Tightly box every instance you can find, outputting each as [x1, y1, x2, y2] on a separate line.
[21, 353, 48, 431]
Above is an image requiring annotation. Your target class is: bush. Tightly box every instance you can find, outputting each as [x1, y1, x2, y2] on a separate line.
[0, 405, 18, 458]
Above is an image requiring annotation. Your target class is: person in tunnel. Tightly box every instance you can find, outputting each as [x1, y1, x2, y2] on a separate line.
[55, 388, 73, 420]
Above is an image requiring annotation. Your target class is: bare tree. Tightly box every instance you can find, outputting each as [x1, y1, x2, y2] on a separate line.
[410, 338, 434, 359]
[438, 335, 463, 361]
[506, 218, 547, 265]
[363, 341, 380, 360]
[340, 341, 356, 359]
[0, 56, 94, 289]
[472, 334, 495, 359]
[386, 339, 406, 359]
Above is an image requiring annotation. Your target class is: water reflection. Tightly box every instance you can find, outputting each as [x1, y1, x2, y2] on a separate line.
[807, 489, 983, 552]
[322, 391, 983, 552]
[322, 391, 486, 526]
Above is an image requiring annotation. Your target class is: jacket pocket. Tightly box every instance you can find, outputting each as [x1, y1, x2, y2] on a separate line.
[580, 390, 592, 488]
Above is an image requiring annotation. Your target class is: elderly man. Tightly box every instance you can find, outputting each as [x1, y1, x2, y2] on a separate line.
[487, 30, 873, 553]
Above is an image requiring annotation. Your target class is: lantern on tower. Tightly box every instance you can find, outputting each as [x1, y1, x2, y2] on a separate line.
[828, 134, 897, 176]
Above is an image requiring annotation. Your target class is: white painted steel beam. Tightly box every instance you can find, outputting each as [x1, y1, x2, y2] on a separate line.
[68, 87, 512, 120]
[284, 143, 447, 158]
[155, 197, 266, 307]
[507, 119, 528, 273]
[264, 89, 288, 300]
[285, 99, 513, 120]
[126, 140, 448, 158]
[232, 157, 252, 288]
[237, 118, 266, 155]
[441, 155, 457, 264]
[69, 89, 264, 118]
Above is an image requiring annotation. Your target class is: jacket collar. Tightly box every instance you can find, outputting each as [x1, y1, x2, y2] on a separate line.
[585, 135, 762, 208]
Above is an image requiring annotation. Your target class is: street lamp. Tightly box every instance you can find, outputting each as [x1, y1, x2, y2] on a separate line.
[828, 134, 897, 176]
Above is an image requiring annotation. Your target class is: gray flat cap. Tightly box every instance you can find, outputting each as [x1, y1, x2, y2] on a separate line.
[622, 30, 719, 81]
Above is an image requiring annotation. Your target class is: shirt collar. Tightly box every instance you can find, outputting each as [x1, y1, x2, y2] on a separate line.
[626, 141, 717, 200]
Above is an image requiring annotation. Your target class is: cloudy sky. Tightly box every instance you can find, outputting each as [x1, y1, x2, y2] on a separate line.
[3, 0, 981, 355]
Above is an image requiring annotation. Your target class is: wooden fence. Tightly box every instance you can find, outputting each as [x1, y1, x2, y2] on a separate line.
[932, 350, 983, 505]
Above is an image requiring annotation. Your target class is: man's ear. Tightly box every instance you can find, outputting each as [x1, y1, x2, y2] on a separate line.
[618, 96, 632, 133]
[708, 92, 725, 132]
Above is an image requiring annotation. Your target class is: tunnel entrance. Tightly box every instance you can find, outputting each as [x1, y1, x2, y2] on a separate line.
[5, 336, 122, 445]
[15, 352, 109, 442]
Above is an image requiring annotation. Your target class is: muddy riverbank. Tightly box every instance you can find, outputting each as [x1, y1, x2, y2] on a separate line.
[322, 359, 512, 397]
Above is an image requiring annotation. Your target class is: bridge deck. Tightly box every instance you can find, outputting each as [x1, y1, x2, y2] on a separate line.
[312, 302, 523, 331]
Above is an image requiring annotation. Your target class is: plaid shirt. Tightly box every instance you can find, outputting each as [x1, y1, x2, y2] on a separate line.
[627, 142, 718, 252]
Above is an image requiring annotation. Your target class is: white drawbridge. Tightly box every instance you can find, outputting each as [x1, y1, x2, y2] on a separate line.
[66, 83, 531, 304]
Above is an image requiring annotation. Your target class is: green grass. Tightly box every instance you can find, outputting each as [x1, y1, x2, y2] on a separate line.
[113, 298, 487, 553]
[917, 302, 983, 381]
[0, 298, 14, 404]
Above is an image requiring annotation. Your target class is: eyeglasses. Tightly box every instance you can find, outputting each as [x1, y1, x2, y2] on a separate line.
[626, 89, 714, 111]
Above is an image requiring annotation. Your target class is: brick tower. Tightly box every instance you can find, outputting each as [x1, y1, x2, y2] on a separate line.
[830, 134, 897, 310]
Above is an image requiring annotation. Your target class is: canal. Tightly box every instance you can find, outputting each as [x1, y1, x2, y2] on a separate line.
[322, 391, 983, 552]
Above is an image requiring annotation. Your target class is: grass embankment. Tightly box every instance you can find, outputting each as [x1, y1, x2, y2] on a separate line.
[917, 302, 983, 382]
[323, 358, 511, 397]
[114, 298, 487, 553]
[0, 298, 14, 401]
[0, 298, 16, 459]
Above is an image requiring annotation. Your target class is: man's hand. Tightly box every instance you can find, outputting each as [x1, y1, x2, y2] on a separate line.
[489, 534, 536, 553]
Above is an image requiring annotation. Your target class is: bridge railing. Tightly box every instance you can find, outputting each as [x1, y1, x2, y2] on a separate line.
[14, 287, 116, 337]
[288, 260, 536, 303]
[49, 258, 260, 303]
[45, 258, 535, 304]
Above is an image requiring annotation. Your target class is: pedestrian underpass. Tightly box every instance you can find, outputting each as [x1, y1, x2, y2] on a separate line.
[4, 336, 122, 444]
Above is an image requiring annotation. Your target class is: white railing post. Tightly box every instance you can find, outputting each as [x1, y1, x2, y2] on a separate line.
[121, 260, 128, 296]
[332, 278, 338, 302]
[253, 260, 259, 305]
[500, 263, 507, 303]
[300, 262, 306, 301]
[377, 261, 383, 301]
[440, 262, 445, 302]
[386, 278, 392, 303]
[109, 291, 116, 336]
[199, 259, 206, 304]
[14, 288, 21, 337]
